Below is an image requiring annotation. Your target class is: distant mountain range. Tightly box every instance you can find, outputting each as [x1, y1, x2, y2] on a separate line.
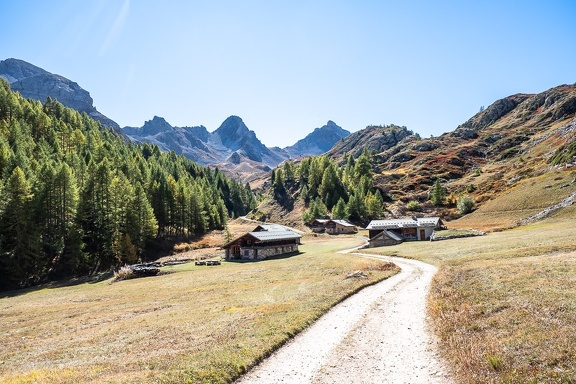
[0, 58, 350, 178]
[124, 116, 349, 169]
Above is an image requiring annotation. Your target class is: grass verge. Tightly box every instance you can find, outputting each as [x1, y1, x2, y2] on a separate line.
[0, 235, 397, 384]
[365, 218, 576, 383]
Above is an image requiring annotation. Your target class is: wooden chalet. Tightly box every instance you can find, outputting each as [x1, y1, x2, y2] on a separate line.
[309, 219, 357, 234]
[310, 219, 329, 233]
[367, 217, 445, 247]
[324, 219, 357, 234]
[222, 224, 302, 261]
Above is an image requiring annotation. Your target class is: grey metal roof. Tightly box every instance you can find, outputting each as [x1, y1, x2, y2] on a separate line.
[249, 230, 302, 242]
[254, 224, 289, 232]
[373, 230, 403, 241]
[366, 217, 441, 230]
[329, 219, 356, 227]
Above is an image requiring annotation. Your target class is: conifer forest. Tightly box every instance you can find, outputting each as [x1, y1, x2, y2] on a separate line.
[0, 79, 256, 290]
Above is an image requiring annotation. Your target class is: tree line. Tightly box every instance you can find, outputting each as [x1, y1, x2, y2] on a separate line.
[0, 79, 255, 290]
[271, 151, 385, 224]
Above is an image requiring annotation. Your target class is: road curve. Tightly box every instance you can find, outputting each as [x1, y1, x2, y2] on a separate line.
[235, 254, 452, 384]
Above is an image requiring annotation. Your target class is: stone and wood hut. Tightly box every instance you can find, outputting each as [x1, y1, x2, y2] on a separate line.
[324, 219, 357, 234]
[222, 224, 302, 261]
[367, 217, 445, 247]
[309, 219, 357, 234]
[310, 219, 329, 233]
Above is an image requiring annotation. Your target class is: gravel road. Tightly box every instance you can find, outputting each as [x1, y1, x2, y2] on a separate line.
[235, 254, 453, 384]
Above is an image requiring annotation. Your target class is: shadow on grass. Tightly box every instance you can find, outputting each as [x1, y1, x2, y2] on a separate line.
[0, 271, 114, 299]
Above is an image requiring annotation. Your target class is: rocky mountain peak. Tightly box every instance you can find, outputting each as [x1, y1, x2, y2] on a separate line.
[141, 116, 173, 135]
[0, 58, 120, 131]
[0, 58, 48, 83]
[284, 120, 350, 158]
[215, 115, 261, 151]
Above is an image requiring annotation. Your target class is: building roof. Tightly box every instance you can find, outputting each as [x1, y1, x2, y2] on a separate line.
[327, 219, 356, 227]
[366, 217, 442, 230]
[371, 230, 403, 242]
[248, 230, 302, 242]
[222, 226, 302, 248]
[253, 224, 289, 232]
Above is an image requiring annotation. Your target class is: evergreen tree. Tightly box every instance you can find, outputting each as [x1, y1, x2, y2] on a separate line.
[346, 192, 366, 222]
[365, 190, 385, 220]
[127, 183, 158, 256]
[332, 197, 347, 220]
[1, 167, 41, 285]
[318, 163, 340, 210]
[430, 180, 447, 207]
[354, 150, 373, 181]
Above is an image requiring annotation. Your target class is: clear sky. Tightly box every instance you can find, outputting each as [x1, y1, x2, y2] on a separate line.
[1, 0, 575, 147]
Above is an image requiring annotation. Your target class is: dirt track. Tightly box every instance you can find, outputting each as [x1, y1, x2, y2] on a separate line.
[235, 255, 453, 384]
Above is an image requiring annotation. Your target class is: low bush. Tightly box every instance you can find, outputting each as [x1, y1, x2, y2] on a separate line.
[113, 265, 134, 281]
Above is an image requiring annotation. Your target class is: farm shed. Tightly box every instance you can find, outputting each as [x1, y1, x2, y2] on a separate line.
[324, 219, 357, 234]
[366, 217, 445, 247]
[309, 219, 357, 234]
[222, 225, 302, 261]
[309, 219, 329, 233]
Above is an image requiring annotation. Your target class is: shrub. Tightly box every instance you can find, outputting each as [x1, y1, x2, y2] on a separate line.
[457, 195, 475, 214]
[114, 265, 134, 281]
[406, 200, 421, 211]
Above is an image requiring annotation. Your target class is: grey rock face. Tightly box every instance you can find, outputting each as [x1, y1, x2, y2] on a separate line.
[328, 125, 413, 159]
[284, 120, 350, 158]
[0, 58, 120, 131]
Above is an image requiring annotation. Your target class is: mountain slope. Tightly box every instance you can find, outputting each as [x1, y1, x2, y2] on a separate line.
[358, 84, 576, 222]
[258, 84, 576, 229]
[0, 58, 120, 132]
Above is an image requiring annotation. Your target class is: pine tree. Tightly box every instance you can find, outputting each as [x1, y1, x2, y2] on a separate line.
[354, 150, 373, 181]
[332, 197, 347, 220]
[430, 180, 447, 207]
[346, 192, 366, 222]
[127, 183, 158, 256]
[1, 167, 41, 285]
[365, 190, 385, 220]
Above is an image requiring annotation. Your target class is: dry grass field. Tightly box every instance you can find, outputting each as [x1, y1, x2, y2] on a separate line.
[0, 234, 398, 384]
[364, 211, 576, 383]
[451, 169, 576, 232]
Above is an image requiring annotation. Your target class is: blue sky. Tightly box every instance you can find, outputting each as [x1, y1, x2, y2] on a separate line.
[1, 0, 575, 147]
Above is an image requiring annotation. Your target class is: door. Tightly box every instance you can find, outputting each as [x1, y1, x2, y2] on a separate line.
[420, 229, 426, 241]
